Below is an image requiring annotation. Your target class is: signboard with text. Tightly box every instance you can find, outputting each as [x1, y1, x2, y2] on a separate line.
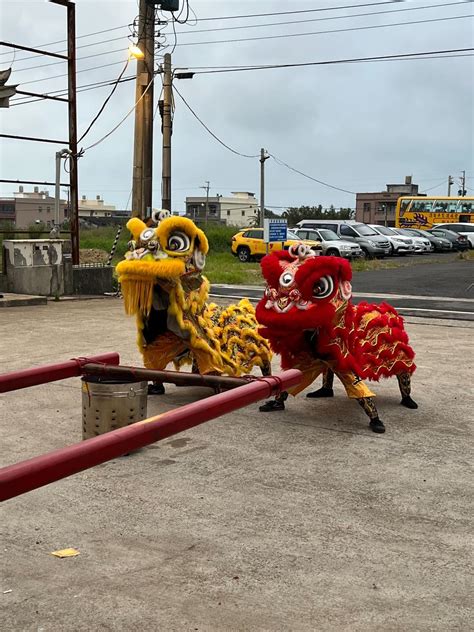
[264, 218, 288, 243]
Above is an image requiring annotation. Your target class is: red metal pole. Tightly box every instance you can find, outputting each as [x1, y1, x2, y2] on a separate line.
[0, 369, 302, 502]
[0, 353, 120, 394]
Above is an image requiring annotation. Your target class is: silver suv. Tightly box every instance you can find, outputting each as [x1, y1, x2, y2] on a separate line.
[294, 227, 362, 259]
[296, 220, 391, 258]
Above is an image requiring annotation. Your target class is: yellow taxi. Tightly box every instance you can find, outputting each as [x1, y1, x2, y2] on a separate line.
[231, 227, 321, 262]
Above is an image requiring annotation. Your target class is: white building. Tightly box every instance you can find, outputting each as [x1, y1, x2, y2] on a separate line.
[185, 191, 258, 227]
[79, 195, 116, 218]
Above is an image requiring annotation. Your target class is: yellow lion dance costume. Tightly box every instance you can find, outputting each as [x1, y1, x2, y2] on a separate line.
[116, 212, 272, 380]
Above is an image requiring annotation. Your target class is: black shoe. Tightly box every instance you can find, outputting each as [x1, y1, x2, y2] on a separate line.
[369, 418, 385, 434]
[306, 387, 334, 398]
[259, 399, 285, 412]
[148, 382, 165, 395]
[401, 396, 418, 409]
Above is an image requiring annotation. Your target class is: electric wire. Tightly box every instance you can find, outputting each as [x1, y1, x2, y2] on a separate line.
[10, 3, 473, 73]
[5, 0, 473, 64]
[78, 59, 130, 143]
[269, 154, 357, 195]
[81, 74, 155, 153]
[10, 48, 474, 106]
[173, 84, 259, 159]
[172, 14, 474, 49]
[11, 0, 470, 70]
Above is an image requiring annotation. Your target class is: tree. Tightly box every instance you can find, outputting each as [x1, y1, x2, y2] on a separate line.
[281, 205, 354, 226]
[249, 208, 280, 226]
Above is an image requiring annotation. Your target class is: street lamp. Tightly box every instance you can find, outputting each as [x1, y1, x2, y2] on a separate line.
[128, 44, 144, 60]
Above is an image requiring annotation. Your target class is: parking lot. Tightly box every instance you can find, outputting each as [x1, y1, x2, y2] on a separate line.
[1, 297, 473, 631]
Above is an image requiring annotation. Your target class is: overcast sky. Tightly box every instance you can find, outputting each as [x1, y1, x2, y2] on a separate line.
[0, 0, 473, 213]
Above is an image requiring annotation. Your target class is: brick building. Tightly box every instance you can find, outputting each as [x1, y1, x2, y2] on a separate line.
[355, 176, 422, 226]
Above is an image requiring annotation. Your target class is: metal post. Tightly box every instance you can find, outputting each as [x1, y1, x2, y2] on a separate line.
[201, 180, 210, 224]
[448, 175, 453, 197]
[54, 151, 62, 228]
[161, 53, 172, 212]
[132, 0, 155, 218]
[0, 353, 120, 394]
[260, 148, 266, 228]
[460, 170, 466, 197]
[66, 1, 79, 264]
[0, 369, 303, 502]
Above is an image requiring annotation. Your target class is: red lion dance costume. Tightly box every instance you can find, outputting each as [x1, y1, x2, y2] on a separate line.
[256, 244, 417, 433]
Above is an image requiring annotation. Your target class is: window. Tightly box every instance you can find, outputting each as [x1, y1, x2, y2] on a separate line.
[340, 225, 357, 237]
[209, 204, 217, 215]
[363, 202, 371, 212]
[241, 210, 245, 216]
[227, 210, 230, 216]
[243, 230, 263, 239]
[353, 224, 378, 236]
[38, 207, 42, 213]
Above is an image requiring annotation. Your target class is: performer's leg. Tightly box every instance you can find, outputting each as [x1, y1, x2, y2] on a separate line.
[357, 397, 385, 434]
[259, 391, 288, 412]
[334, 371, 385, 434]
[306, 369, 334, 398]
[397, 372, 418, 409]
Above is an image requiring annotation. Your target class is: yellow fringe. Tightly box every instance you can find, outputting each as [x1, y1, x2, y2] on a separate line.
[120, 279, 154, 316]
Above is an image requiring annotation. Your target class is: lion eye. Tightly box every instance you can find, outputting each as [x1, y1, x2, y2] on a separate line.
[167, 231, 191, 252]
[140, 228, 155, 242]
[312, 275, 334, 299]
[279, 270, 294, 288]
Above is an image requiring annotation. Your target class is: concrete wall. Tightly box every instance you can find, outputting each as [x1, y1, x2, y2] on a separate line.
[72, 266, 115, 295]
[3, 239, 67, 296]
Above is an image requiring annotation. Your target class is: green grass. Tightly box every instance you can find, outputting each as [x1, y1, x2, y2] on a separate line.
[204, 252, 262, 285]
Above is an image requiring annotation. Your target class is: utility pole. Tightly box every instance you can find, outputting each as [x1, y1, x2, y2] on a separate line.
[132, 0, 155, 219]
[200, 181, 210, 223]
[447, 175, 454, 197]
[161, 53, 172, 212]
[260, 148, 269, 228]
[459, 170, 466, 197]
[65, 0, 79, 264]
[54, 149, 69, 228]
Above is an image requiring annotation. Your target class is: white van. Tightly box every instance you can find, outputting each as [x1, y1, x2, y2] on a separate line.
[296, 220, 391, 258]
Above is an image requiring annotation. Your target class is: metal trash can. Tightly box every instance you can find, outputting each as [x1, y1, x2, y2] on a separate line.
[81, 376, 148, 440]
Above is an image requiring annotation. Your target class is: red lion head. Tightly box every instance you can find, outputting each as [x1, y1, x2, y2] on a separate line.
[256, 245, 353, 335]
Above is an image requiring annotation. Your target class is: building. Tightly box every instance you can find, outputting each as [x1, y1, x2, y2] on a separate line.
[79, 195, 116, 218]
[1, 186, 68, 228]
[185, 191, 258, 227]
[355, 176, 422, 226]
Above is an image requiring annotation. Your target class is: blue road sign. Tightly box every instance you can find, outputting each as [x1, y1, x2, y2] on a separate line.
[264, 218, 287, 243]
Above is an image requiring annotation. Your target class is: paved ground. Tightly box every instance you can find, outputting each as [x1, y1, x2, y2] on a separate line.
[1, 299, 473, 631]
[212, 257, 474, 320]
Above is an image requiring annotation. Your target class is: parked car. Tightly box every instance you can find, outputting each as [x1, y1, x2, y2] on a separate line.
[231, 227, 321, 262]
[293, 227, 363, 259]
[368, 224, 415, 255]
[393, 228, 433, 253]
[426, 228, 469, 251]
[295, 220, 391, 258]
[434, 222, 474, 249]
[400, 227, 452, 252]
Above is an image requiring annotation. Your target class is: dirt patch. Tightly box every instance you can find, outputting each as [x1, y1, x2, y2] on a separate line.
[79, 248, 109, 264]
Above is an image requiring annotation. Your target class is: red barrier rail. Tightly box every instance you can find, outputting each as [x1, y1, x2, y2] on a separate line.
[0, 369, 302, 502]
[0, 352, 120, 393]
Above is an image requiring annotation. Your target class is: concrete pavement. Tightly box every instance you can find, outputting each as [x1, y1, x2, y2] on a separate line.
[1, 299, 473, 631]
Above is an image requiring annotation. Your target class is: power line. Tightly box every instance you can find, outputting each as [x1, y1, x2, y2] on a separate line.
[11, 1, 470, 71]
[10, 48, 474, 106]
[173, 85, 259, 159]
[78, 59, 130, 143]
[81, 74, 156, 153]
[269, 155, 356, 195]
[192, 48, 474, 75]
[173, 14, 474, 49]
[0, 1, 426, 59]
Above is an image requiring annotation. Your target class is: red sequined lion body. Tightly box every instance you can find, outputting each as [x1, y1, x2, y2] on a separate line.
[256, 245, 417, 433]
